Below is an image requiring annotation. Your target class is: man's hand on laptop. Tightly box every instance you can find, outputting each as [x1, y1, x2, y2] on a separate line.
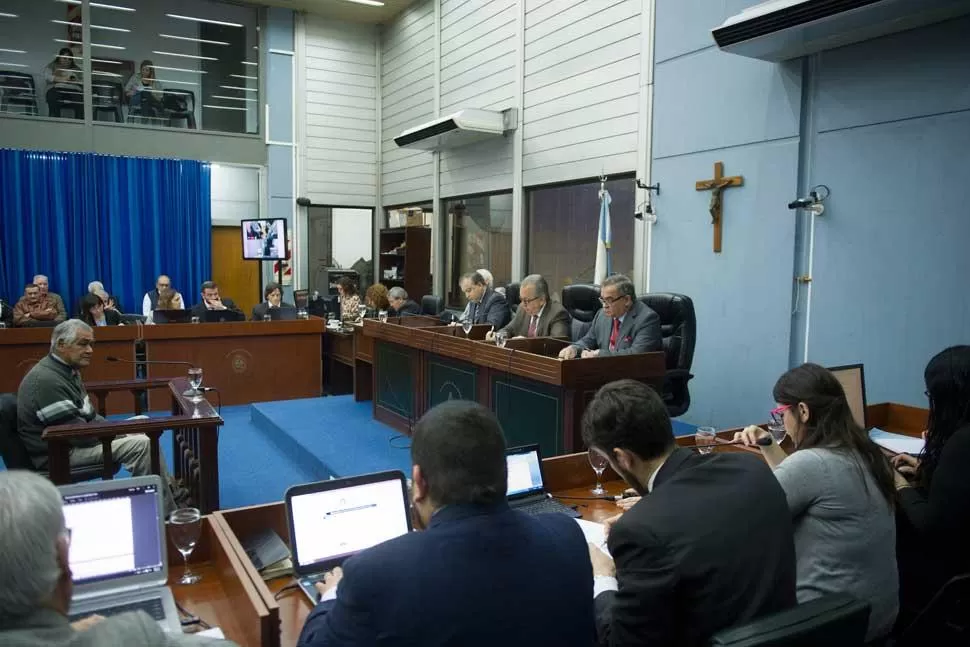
[71, 614, 105, 632]
[314, 567, 344, 600]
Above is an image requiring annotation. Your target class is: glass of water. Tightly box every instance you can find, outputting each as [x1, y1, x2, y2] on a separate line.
[297, 307, 308, 320]
[695, 426, 717, 454]
[495, 331, 508, 348]
[169, 508, 202, 585]
[461, 319, 473, 338]
[378, 310, 388, 323]
[357, 304, 368, 322]
[187, 367, 203, 403]
[588, 448, 610, 495]
[262, 313, 272, 322]
[190, 316, 200, 324]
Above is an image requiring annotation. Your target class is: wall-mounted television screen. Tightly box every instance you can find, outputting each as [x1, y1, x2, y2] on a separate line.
[242, 218, 287, 261]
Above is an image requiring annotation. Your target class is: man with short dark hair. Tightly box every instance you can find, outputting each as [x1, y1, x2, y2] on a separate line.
[583, 380, 797, 647]
[559, 274, 661, 359]
[13, 284, 61, 327]
[387, 286, 421, 316]
[189, 281, 242, 320]
[296, 400, 595, 647]
[458, 270, 510, 329]
[251, 282, 294, 320]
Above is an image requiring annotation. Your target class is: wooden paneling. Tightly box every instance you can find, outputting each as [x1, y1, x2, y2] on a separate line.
[212, 226, 260, 319]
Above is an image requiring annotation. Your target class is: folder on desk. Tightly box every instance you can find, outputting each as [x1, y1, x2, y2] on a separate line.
[242, 528, 291, 575]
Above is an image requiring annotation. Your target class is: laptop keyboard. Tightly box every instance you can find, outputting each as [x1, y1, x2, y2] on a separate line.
[514, 497, 581, 518]
[70, 597, 165, 622]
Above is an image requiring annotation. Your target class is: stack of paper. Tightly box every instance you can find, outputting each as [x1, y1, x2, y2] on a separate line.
[575, 518, 611, 557]
[869, 428, 924, 455]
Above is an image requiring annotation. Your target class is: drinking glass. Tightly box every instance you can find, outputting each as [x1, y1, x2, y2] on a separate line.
[695, 426, 717, 454]
[187, 367, 203, 403]
[262, 314, 272, 322]
[767, 422, 787, 443]
[169, 508, 202, 584]
[378, 310, 388, 323]
[495, 331, 508, 348]
[357, 304, 368, 322]
[461, 320, 473, 338]
[190, 316, 200, 324]
[297, 308, 308, 320]
[588, 448, 610, 495]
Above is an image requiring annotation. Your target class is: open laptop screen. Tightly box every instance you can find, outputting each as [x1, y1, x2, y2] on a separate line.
[289, 476, 410, 572]
[828, 364, 867, 429]
[506, 445, 545, 499]
[62, 481, 164, 585]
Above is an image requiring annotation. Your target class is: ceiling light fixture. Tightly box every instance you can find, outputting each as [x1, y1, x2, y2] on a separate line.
[92, 70, 123, 78]
[52, 19, 131, 32]
[203, 104, 248, 111]
[149, 65, 206, 74]
[211, 95, 256, 102]
[0, 12, 19, 19]
[56, 0, 136, 12]
[55, 38, 125, 50]
[0, 48, 26, 54]
[230, 74, 257, 80]
[241, 61, 258, 67]
[159, 34, 230, 46]
[166, 13, 243, 28]
[0, 61, 28, 67]
[152, 50, 218, 61]
[156, 78, 199, 86]
[338, 0, 385, 6]
[219, 85, 257, 92]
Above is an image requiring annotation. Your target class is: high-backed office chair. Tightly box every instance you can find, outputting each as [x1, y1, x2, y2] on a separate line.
[561, 283, 600, 341]
[709, 593, 870, 646]
[895, 573, 970, 646]
[0, 393, 118, 482]
[92, 80, 123, 122]
[639, 293, 696, 417]
[163, 89, 196, 129]
[421, 295, 443, 316]
[0, 71, 38, 115]
[504, 282, 520, 313]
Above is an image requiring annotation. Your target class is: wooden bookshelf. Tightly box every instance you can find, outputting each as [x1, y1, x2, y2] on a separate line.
[378, 226, 432, 301]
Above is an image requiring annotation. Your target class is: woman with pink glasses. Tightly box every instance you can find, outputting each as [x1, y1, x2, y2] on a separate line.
[734, 363, 898, 642]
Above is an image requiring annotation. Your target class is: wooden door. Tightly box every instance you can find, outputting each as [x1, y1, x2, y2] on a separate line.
[211, 226, 260, 318]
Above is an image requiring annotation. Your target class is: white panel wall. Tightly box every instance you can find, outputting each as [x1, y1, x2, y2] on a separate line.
[304, 16, 378, 206]
[381, 0, 436, 206]
[211, 165, 260, 225]
[522, 0, 642, 186]
[437, 0, 517, 197]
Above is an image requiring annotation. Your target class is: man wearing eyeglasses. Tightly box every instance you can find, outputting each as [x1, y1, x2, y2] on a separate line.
[487, 274, 571, 340]
[141, 274, 183, 317]
[558, 274, 661, 359]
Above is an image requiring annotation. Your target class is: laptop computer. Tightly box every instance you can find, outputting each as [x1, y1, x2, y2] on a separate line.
[202, 309, 245, 323]
[266, 306, 298, 321]
[827, 363, 867, 429]
[506, 444, 581, 518]
[59, 475, 181, 633]
[285, 470, 412, 604]
[152, 309, 193, 324]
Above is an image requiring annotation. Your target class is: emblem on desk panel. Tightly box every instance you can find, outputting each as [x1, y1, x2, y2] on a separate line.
[225, 349, 253, 374]
[439, 381, 463, 401]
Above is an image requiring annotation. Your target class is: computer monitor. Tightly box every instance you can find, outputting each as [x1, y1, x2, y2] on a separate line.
[202, 309, 245, 323]
[505, 444, 546, 500]
[266, 306, 298, 321]
[152, 309, 193, 324]
[828, 363, 867, 429]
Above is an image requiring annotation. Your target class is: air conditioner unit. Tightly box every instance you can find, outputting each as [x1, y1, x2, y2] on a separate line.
[713, 0, 970, 62]
[394, 108, 516, 151]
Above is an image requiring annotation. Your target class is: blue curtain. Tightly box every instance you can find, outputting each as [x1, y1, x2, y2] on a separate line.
[0, 149, 210, 315]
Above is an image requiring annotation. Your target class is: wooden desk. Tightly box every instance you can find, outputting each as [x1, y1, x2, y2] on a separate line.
[167, 515, 276, 647]
[142, 319, 324, 409]
[323, 325, 374, 401]
[0, 326, 138, 414]
[363, 319, 666, 454]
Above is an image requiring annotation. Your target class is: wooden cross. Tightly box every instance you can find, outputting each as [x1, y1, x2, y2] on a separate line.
[695, 161, 743, 253]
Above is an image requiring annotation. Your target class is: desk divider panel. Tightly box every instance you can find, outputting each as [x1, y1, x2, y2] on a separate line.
[492, 374, 563, 455]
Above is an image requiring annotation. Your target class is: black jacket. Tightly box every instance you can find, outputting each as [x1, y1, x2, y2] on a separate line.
[190, 299, 242, 320]
[596, 448, 797, 647]
[0, 299, 12, 326]
[468, 288, 511, 329]
[251, 301, 295, 321]
[390, 299, 421, 317]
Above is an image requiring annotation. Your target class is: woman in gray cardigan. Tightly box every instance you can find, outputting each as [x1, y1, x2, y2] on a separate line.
[734, 363, 899, 642]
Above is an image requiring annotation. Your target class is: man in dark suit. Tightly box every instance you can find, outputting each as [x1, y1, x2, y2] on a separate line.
[488, 274, 571, 340]
[0, 297, 12, 327]
[251, 282, 294, 320]
[583, 380, 797, 647]
[387, 286, 421, 316]
[459, 270, 510, 329]
[559, 274, 661, 359]
[296, 400, 595, 647]
[189, 281, 243, 320]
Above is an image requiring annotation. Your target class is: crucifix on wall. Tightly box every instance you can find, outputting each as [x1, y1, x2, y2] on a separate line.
[695, 161, 744, 253]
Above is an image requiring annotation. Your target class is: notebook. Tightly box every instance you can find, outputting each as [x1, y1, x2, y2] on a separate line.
[60, 475, 181, 633]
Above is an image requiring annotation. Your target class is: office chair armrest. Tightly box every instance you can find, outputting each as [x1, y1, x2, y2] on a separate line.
[665, 369, 694, 382]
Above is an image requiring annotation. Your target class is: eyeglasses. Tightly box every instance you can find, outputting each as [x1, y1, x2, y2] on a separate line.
[599, 295, 626, 306]
[521, 296, 542, 305]
[770, 404, 791, 426]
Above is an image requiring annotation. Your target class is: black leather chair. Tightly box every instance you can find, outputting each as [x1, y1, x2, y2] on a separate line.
[561, 283, 600, 341]
[895, 572, 970, 646]
[639, 293, 696, 418]
[709, 593, 870, 646]
[421, 294, 443, 316]
[164, 89, 196, 129]
[504, 282, 520, 313]
[92, 80, 123, 122]
[0, 393, 116, 481]
[0, 71, 38, 115]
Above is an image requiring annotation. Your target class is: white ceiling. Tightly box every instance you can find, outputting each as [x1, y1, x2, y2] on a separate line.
[245, 0, 417, 25]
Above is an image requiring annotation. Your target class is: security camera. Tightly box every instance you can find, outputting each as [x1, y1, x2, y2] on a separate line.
[787, 196, 816, 209]
[787, 185, 830, 215]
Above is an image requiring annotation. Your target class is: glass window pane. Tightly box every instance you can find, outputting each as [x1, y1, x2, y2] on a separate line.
[444, 193, 513, 309]
[526, 178, 636, 300]
[0, 0, 85, 121]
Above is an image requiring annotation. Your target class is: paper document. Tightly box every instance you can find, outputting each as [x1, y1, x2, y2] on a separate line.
[869, 428, 924, 455]
[575, 518, 611, 557]
[198, 627, 225, 639]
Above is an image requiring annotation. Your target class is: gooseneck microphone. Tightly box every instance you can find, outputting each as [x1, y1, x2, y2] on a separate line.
[105, 356, 200, 397]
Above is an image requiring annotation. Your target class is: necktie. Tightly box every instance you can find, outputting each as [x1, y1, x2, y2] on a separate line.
[471, 302, 479, 323]
[527, 315, 538, 337]
[609, 317, 620, 351]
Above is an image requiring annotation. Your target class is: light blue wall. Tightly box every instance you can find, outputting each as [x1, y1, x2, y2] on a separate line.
[265, 8, 295, 295]
[652, 3, 970, 426]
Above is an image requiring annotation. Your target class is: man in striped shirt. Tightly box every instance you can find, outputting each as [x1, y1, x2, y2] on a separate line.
[16, 319, 176, 511]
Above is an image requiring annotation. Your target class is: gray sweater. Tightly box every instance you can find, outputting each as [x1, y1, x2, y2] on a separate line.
[773, 448, 898, 641]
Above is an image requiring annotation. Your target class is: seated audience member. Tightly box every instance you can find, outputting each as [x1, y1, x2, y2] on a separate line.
[387, 286, 421, 316]
[584, 379, 796, 647]
[189, 281, 242, 319]
[364, 283, 390, 315]
[733, 363, 898, 641]
[78, 293, 121, 327]
[893, 345, 970, 620]
[457, 268, 496, 321]
[44, 48, 83, 119]
[13, 284, 62, 327]
[336, 277, 361, 321]
[125, 59, 165, 118]
[0, 471, 234, 647]
[252, 282, 293, 320]
[87, 281, 122, 314]
[146, 288, 183, 324]
[297, 400, 594, 647]
[16, 320, 181, 512]
[143, 274, 182, 316]
[558, 274, 661, 359]
[489, 274, 570, 340]
[33, 275, 67, 321]
[458, 270, 511, 329]
[1, 297, 13, 326]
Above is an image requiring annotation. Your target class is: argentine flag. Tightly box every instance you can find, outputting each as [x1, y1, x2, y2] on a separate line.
[594, 189, 613, 285]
